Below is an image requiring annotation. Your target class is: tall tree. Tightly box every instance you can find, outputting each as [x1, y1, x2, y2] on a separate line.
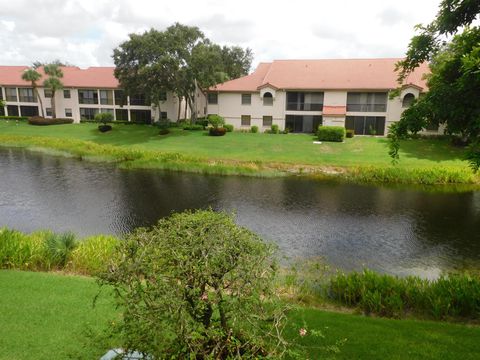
[391, 0, 480, 171]
[21, 68, 45, 117]
[43, 64, 64, 118]
[113, 23, 253, 122]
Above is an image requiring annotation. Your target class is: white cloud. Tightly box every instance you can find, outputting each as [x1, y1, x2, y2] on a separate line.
[0, 0, 443, 69]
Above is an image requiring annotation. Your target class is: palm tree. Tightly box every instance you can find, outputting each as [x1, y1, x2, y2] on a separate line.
[21, 68, 45, 117]
[43, 64, 64, 118]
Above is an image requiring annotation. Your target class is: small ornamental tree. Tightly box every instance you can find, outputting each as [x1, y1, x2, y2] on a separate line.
[94, 112, 114, 125]
[98, 209, 287, 359]
[208, 114, 225, 129]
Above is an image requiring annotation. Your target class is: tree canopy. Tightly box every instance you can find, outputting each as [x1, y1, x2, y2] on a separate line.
[43, 63, 64, 118]
[392, 0, 480, 171]
[113, 23, 253, 120]
[22, 68, 45, 117]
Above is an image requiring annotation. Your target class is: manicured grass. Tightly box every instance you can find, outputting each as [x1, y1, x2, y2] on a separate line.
[1, 270, 480, 359]
[0, 122, 477, 184]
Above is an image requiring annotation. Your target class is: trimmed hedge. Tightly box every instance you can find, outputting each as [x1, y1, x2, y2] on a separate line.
[182, 124, 204, 131]
[28, 116, 74, 126]
[346, 129, 355, 138]
[251, 125, 259, 133]
[317, 126, 345, 142]
[0, 116, 28, 121]
[209, 127, 227, 136]
[224, 124, 234, 132]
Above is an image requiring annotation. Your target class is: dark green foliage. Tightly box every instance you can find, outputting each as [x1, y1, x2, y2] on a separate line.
[98, 210, 286, 359]
[251, 125, 259, 133]
[328, 270, 480, 320]
[94, 112, 114, 125]
[28, 116, 73, 125]
[465, 141, 480, 173]
[346, 130, 354, 138]
[182, 124, 204, 131]
[317, 126, 345, 142]
[98, 125, 112, 133]
[45, 232, 77, 269]
[209, 127, 226, 136]
[224, 123, 234, 132]
[270, 124, 279, 134]
[207, 114, 225, 129]
[0, 116, 28, 121]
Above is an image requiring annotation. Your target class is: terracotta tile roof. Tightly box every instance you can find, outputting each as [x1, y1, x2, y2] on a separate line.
[0, 66, 119, 88]
[211, 59, 429, 92]
[322, 106, 346, 116]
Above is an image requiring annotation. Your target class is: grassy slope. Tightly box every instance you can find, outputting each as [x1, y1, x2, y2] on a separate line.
[0, 121, 468, 168]
[1, 270, 479, 360]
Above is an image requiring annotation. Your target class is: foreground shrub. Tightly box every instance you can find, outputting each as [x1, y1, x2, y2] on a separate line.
[346, 129, 354, 138]
[224, 123, 234, 132]
[209, 127, 226, 136]
[98, 209, 287, 359]
[98, 124, 112, 132]
[44, 231, 77, 269]
[271, 124, 279, 134]
[317, 126, 345, 142]
[28, 116, 74, 125]
[68, 235, 119, 275]
[328, 269, 480, 320]
[182, 124, 204, 131]
[95, 112, 114, 125]
[208, 114, 225, 129]
[251, 125, 259, 133]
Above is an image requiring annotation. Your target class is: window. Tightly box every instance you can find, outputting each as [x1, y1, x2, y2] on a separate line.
[114, 90, 126, 106]
[402, 93, 415, 108]
[241, 115, 251, 126]
[100, 90, 113, 105]
[115, 109, 128, 121]
[79, 107, 98, 120]
[7, 105, 19, 116]
[130, 109, 152, 123]
[207, 93, 218, 104]
[18, 88, 35, 102]
[78, 89, 98, 104]
[160, 112, 168, 120]
[20, 106, 38, 117]
[286, 115, 322, 133]
[346, 92, 387, 112]
[262, 116, 273, 127]
[241, 94, 251, 105]
[263, 92, 273, 106]
[345, 116, 386, 135]
[130, 94, 147, 106]
[0, 87, 3, 100]
[286, 92, 324, 111]
[46, 108, 52, 117]
[6, 87, 17, 102]
[63, 89, 71, 99]
[44, 89, 53, 98]
[65, 108, 72, 117]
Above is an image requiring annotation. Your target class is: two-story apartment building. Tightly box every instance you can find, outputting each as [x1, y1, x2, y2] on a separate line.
[0, 66, 194, 123]
[207, 59, 432, 135]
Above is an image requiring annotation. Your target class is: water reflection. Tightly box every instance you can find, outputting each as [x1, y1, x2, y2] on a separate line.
[1, 148, 479, 277]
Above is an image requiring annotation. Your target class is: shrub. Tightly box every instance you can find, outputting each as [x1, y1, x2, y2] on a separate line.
[251, 125, 259, 133]
[98, 209, 286, 359]
[182, 124, 204, 131]
[209, 127, 226, 136]
[98, 124, 112, 132]
[195, 118, 209, 128]
[271, 124, 279, 134]
[0, 116, 28, 121]
[159, 128, 170, 135]
[28, 116, 74, 125]
[317, 126, 345, 142]
[95, 112, 114, 125]
[346, 130, 354, 138]
[224, 124, 234, 132]
[44, 232, 77, 269]
[68, 235, 119, 275]
[208, 114, 225, 129]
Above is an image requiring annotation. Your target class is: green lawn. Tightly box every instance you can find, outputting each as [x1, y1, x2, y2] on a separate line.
[0, 121, 469, 169]
[1, 270, 479, 359]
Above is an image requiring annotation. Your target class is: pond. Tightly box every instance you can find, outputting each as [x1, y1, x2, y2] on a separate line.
[1, 148, 479, 278]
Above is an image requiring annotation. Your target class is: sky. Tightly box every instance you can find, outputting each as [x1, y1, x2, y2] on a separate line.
[0, 0, 443, 70]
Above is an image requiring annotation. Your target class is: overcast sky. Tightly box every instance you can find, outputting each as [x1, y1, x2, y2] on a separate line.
[0, 0, 442, 70]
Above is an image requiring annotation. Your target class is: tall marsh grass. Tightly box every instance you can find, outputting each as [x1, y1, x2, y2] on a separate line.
[0, 227, 119, 274]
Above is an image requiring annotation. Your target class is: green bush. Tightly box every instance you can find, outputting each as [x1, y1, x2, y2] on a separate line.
[251, 125, 259, 133]
[28, 116, 74, 125]
[224, 124, 234, 132]
[271, 124, 279, 134]
[208, 114, 225, 129]
[0, 116, 28, 121]
[208, 127, 226, 136]
[346, 129, 355, 138]
[98, 209, 286, 358]
[182, 124, 204, 131]
[94, 112, 114, 125]
[328, 270, 480, 320]
[195, 118, 209, 128]
[317, 126, 345, 142]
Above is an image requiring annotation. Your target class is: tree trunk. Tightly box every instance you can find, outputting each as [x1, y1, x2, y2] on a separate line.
[34, 87, 45, 117]
[51, 90, 56, 118]
[177, 96, 181, 121]
[184, 96, 188, 123]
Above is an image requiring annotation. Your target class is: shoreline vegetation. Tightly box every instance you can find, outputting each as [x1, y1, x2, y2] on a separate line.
[0, 122, 478, 187]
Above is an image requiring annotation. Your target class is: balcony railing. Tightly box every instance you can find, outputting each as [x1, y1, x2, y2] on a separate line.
[346, 104, 386, 112]
[286, 103, 323, 111]
[19, 96, 36, 103]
